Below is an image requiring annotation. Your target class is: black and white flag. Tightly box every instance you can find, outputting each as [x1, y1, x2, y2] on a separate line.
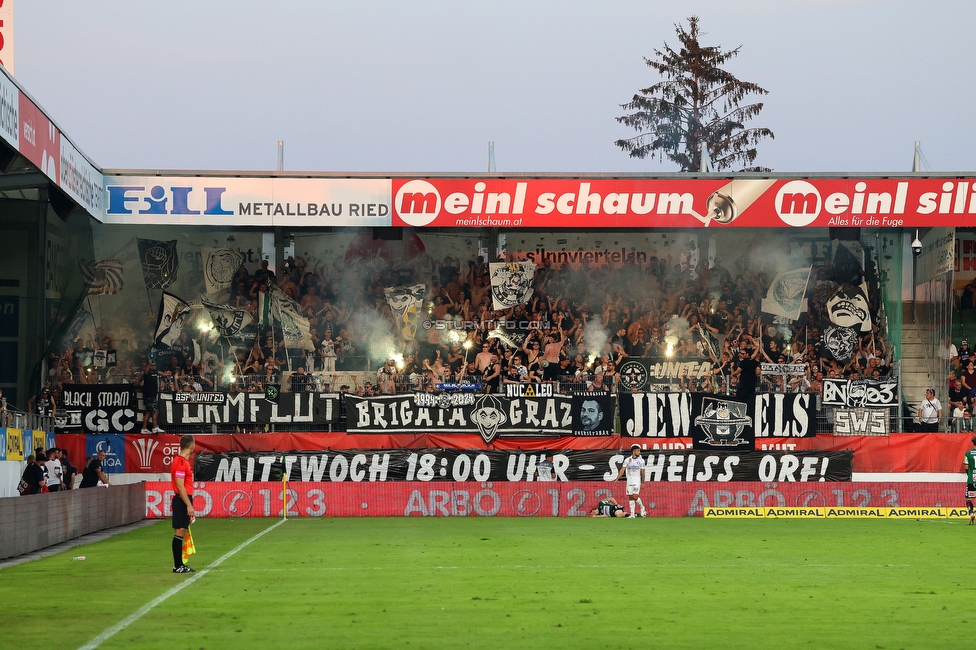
[137, 239, 179, 289]
[155, 292, 190, 349]
[489, 261, 536, 310]
[826, 283, 872, 333]
[202, 247, 244, 296]
[202, 301, 255, 341]
[761, 266, 811, 321]
[384, 284, 426, 340]
[819, 320, 858, 363]
[79, 259, 124, 295]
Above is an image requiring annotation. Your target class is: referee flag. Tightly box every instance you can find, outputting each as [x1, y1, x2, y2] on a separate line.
[182, 528, 197, 564]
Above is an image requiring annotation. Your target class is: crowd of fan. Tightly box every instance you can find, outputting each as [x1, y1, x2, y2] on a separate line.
[36, 251, 892, 409]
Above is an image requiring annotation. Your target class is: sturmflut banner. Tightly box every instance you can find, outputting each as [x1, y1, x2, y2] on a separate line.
[194, 449, 852, 483]
[159, 392, 339, 426]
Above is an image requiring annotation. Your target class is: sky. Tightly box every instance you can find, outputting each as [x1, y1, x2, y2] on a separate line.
[14, 0, 976, 174]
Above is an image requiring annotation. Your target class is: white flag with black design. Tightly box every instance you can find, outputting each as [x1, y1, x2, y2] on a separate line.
[202, 247, 244, 296]
[202, 301, 255, 340]
[155, 292, 190, 348]
[384, 284, 426, 340]
[489, 261, 536, 311]
[761, 266, 811, 321]
[270, 285, 314, 351]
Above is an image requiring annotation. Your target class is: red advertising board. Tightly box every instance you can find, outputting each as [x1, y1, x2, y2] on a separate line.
[144, 480, 962, 518]
[57, 432, 975, 475]
[18, 93, 59, 182]
[391, 177, 976, 229]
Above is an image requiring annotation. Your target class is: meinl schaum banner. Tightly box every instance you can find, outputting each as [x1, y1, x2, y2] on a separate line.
[821, 378, 898, 408]
[618, 392, 817, 450]
[346, 394, 579, 443]
[60, 384, 141, 433]
[159, 391, 339, 426]
[194, 449, 851, 483]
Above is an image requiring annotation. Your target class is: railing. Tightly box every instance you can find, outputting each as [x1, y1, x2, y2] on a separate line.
[1, 405, 55, 433]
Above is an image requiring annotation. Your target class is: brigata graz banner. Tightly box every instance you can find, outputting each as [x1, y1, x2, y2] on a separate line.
[618, 392, 817, 450]
[159, 392, 339, 426]
[821, 378, 898, 407]
[60, 384, 140, 433]
[346, 393, 614, 442]
[194, 449, 850, 483]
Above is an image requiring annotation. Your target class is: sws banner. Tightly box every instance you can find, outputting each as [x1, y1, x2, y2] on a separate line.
[194, 449, 851, 483]
[345, 393, 612, 442]
[61, 384, 141, 433]
[618, 392, 817, 450]
[160, 391, 339, 426]
[821, 378, 898, 407]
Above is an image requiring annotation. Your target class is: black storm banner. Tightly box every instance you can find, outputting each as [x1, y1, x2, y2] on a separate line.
[345, 394, 577, 442]
[195, 449, 852, 483]
[160, 391, 339, 426]
[60, 384, 140, 433]
[618, 392, 817, 451]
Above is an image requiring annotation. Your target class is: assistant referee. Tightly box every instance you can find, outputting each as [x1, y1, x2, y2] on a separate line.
[171, 434, 196, 573]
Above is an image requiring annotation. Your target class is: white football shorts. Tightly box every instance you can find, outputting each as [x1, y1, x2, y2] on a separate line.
[626, 480, 641, 496]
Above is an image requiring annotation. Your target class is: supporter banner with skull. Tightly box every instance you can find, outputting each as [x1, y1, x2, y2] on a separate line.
[137, 238, 179, 289]
[384, 284, 426, 340]
[821, 377, 898, 407]
[761, 266, 811, 321]
[618, 392, 817, 449]
[202, 247, 244, 296]
[79, 259, 124, 295]
[489, 261, 536, 310]
[159, 391, 340, 426]
[345, 393, 576, 443]
[193, 448, 852, 483]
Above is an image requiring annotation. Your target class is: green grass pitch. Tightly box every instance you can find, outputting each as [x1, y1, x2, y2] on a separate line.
[2, 517, 972, 649]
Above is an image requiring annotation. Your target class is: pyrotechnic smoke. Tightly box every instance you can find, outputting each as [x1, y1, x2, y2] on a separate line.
[351, 309, 398, 365]
[664, 315, 689, 356]
[584, 321, 608, 363]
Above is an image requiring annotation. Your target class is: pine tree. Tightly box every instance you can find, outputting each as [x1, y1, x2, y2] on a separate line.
[615, 16, 773, 172]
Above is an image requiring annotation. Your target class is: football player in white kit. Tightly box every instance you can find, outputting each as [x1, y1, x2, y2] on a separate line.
[615, 444, 647, 517]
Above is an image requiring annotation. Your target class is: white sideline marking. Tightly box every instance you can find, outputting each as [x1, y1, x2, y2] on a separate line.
[209, 561, 911, 573]
[76, 519, 286, 650]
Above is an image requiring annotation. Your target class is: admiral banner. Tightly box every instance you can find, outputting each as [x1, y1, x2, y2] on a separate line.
[61, 385, 141, 434]
[346, 394, 577, 443]
[821, 378, 898, 408]
[194, 449, 852, 483]
[618, 392, 817, 450]
[159, 392, 339, 426]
